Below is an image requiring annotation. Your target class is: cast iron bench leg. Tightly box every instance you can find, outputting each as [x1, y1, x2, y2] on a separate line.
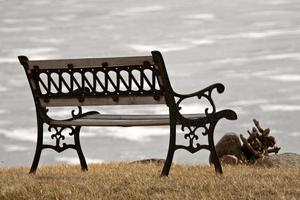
[29, 119, 43, 174]
[208, 122, 223, 174]
[161, 120, 176, 177]
[161, 114, 232, 176]
[29, 121, 88, 173]
[74, 126, 88, 171]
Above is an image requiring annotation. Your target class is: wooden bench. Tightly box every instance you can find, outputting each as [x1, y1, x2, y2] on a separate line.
[18, 51, 237, 176]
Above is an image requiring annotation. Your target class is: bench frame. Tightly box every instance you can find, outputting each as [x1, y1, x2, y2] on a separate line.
[18, 51, 237, 176]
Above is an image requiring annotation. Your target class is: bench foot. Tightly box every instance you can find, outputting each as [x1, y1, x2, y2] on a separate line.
[210, 146, 223, 174]
[161, 121, 176, 177]
[29, 120, 44, 174]
[74, 127, 88, 171]
[160, 148, 175, 177]
[29, 146, 42, 174]
[29, 148, 42, 174]
[208, 124, 223, 174]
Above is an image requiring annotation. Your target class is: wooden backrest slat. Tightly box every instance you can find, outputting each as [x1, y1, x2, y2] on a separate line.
[28, 56, 154, 69]
[39, 96, 166, 107]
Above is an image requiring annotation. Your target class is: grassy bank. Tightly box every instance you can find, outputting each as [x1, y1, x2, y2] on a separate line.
[0, 163, 299, 200]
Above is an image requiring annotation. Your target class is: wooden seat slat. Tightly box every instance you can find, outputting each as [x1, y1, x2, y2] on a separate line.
[50, 113, 206, 127]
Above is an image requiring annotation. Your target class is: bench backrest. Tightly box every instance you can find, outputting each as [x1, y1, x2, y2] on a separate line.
[18, 51, 173, 108]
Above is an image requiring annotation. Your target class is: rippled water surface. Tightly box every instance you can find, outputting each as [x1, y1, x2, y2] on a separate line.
[0, 0, 300, 167]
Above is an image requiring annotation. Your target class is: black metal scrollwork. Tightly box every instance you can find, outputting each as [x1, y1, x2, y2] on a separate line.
[182, 126, 199, 147]
[71, 106, 82, 118]
[178, 123, 210, 153]
[56, 106, 99, 121]
[174, 83, 225, 116]
[33, 64, 163, 102]
[46, 125, 77, 152]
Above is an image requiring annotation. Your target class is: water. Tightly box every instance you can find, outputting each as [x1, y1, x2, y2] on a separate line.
[0, 0, 300, 167]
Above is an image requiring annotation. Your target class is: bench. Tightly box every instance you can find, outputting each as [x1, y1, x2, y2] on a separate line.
[18, 51, 237, 176]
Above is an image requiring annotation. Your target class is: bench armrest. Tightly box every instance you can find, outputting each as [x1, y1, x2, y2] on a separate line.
[173, 83, 225, 115]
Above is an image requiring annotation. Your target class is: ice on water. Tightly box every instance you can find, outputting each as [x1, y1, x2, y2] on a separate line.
[0, 0, 300, 167]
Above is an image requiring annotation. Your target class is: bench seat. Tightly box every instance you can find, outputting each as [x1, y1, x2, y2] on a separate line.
[50, 113, 206, 127]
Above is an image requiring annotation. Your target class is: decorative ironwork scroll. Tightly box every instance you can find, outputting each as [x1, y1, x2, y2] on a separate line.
[176, 124, 210, 153]
[174, 83, 225, 116]
[41, 106, 98, 152]
[31, 62, 163, 102]
[45, 125, 78, 152]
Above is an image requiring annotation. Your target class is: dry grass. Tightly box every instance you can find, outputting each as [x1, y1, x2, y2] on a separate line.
[0, 163, 299, 200]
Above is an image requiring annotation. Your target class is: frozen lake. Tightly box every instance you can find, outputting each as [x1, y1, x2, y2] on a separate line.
[0, 0, 300, 168]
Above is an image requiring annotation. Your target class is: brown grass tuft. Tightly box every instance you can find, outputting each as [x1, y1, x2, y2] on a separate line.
[0, 163, 299, 200]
